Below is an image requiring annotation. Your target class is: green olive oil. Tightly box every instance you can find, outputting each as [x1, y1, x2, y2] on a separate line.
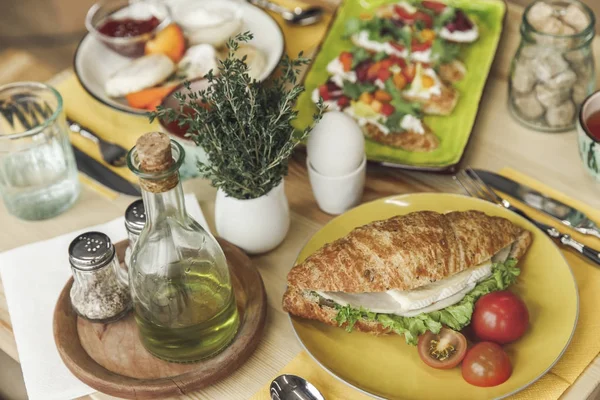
[133, 264, 240, 363]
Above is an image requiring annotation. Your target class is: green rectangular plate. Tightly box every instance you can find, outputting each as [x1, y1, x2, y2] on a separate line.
[294, 0, 506, 171]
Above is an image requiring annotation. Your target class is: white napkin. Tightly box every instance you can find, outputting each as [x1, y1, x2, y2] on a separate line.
[0, 194, 208, 400]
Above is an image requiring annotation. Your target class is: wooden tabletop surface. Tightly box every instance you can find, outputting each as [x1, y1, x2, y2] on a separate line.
[1, 2, 600, 399]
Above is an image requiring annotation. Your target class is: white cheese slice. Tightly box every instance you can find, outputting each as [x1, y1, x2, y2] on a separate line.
[317, 260, 493, 317]
[439, 26, 479, 43]
[326, 58, 357, 87]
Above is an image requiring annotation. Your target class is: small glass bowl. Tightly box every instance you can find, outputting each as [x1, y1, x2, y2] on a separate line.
[85, 0, 171, 58]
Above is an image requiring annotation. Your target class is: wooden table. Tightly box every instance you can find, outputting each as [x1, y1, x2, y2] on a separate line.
[1, 3, 600, 399]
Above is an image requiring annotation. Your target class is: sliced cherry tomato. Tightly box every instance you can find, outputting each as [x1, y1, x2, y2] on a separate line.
[402, 64, 416, 83]
[417, 328, 467, 369]
[462, 342, 512, 387]
[393, 4, 416, 21]
[339, 51, 353, 72]
[414, 11, 433, 28]
[472, 291, 529, 344]
[381, 103, 395, 116]
[377, 68, 392, 82]
[366, 62, 382, 81]
[318, 84, 331, 101]
[411, 39, 433, 52]
[379, 58, 394, 69]
[422, 1, 447, 14]
[337, 95, 350, 108]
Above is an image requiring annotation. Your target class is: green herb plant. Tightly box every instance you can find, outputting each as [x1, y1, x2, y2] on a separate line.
[151, 32, 324, 200]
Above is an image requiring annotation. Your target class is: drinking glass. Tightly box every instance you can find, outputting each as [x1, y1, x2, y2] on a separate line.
[0, 82, 80, 220]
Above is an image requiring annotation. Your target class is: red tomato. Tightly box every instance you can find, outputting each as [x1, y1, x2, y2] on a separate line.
[462, 342, 512, 387]
[339, 51, 353, 72]
[472, 291, 529, 344]
[318, 84, 331, 101]
[377, 69, 392, 81]
[388, 55, 407, 68]
[393, 4, 416, 20]
[422, 1, 447, 14]
[417, 328, 467, 369]
[381, 103, 395, 116]
[412, 39, 433, 52]
[414, 11, 433, 28]
[337, 95, 350, 108]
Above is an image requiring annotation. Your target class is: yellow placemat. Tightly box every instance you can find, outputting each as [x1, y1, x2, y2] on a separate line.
[53, 0, 331, 189]
[251, 167, 600, 400]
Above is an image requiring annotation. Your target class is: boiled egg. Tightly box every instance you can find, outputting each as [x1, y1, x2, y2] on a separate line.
[178, 44, 218, 80]
[403, 63, 442, 100]
[307, 111, 365, 177]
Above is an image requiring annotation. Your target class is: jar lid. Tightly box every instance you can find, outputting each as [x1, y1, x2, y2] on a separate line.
[124, 199, 146, 235]
[68, 232, 115, 271]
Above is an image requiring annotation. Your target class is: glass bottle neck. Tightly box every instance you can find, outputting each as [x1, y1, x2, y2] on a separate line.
[141, 175, 187, 225]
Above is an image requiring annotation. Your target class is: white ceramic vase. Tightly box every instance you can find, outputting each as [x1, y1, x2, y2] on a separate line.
[215, 181, 290, 254]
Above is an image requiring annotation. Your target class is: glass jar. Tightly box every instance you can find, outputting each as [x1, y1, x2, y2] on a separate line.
[68, 231, 132, 322]
[508, 0, 595, 132]
[124, 199, 146, 269]
[127, 132, 239, 363]
[0, 82, 80, 220]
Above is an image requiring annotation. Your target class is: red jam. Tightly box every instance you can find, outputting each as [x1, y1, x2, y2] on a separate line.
[97, 16, 160, 38]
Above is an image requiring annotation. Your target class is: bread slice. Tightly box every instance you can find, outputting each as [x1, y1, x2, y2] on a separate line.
[287, 211, 532, 293]
[363, 122, 439, 152]
[403, 84, 459, 116]
[283, 211, 532, 334]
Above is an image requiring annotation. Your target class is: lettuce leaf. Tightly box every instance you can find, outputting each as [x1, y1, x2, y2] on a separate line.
[330, 259, 520, 345]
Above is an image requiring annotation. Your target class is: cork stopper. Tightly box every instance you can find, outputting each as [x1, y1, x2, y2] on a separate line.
[136, 132, 178, 193]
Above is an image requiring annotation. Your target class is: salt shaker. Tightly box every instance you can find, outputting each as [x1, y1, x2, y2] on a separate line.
[124, 199, 146, 268]
[69, 232, 132, 323]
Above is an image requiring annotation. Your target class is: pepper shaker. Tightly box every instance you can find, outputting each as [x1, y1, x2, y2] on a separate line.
[69, 232, 132, 323]
[124, 199, 146, 269]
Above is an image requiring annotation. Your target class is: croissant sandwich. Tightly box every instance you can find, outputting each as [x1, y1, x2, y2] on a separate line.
[283, 210, 532, 345]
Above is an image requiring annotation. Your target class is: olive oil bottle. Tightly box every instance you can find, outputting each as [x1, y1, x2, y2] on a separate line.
[128, 132, 239, 362]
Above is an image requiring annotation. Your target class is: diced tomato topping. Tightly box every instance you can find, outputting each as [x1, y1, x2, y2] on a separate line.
[393, 5, 416, 20]
[377, 69, 392, 81]
[422, 1, 447, 14]
[412, 39, 433, 52]
[318, 84, 331, 101]
[366, 62, 381, 81]
[390, 56, 407, 68]
[355, 60, 373, 82]
[402, 64, 416, 83]
[381, 103, 395, 116]
[389, 42, 406, 52]
[337, 95, 350, 108]
[379, 58, 394, 69]
[339, 51, 353, 72]
[415, 11, 433, 28]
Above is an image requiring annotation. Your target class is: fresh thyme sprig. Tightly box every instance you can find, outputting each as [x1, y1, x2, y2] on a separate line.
[151, 32, 324, 199]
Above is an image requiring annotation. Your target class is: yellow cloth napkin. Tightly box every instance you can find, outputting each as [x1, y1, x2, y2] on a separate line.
[251, 167, 600, 400]
[53, 0, 331, 190]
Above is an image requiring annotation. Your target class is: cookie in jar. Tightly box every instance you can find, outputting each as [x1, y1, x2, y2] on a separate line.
[509, 0, 595, 132]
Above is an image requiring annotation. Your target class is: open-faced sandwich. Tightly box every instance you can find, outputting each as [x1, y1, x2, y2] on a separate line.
[283, 210, 532, 345]
[311, 1, 482, 152]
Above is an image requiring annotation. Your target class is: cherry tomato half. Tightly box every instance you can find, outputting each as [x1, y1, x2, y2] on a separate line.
[462, 342, 512, 387]
[422, 1, 447, 14]
[417, 328, 467, 369]
[472, 291, 529, 344]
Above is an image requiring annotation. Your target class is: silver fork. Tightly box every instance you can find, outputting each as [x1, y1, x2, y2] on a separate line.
[455, 168, 600, 266]
[67, 118, 128, 167]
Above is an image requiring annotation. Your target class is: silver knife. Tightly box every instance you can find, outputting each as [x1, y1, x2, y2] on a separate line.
[475, 169, 600, 239]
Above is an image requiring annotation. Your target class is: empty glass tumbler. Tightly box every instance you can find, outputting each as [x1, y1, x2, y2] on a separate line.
[0, 82, 80, 220]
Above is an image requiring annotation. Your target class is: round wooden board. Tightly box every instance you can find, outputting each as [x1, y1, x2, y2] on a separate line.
[53, 238, 267, 399]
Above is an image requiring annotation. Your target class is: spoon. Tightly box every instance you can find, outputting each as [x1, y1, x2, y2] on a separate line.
[248, 0, 324, 26]
[270, 374, 325, 400]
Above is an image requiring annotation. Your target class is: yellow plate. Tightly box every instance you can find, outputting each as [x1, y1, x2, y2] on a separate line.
[290, 193, 578, 399]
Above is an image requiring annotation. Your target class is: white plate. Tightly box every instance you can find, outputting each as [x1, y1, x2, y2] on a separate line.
[74, 2, 284, 115]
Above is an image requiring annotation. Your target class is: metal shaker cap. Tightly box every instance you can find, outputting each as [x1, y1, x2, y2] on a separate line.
[68, 232, 115, 271]
[124, 199, 146, 235]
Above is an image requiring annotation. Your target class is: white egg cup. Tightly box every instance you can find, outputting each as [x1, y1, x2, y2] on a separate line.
[307, 155, 366, 215]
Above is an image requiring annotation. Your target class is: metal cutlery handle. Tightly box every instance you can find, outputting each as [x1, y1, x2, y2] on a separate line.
[560, 234, 600, 265]
[508, 205, 600, 266]
[248, 0, 288, 14]
[67, 118, 100, 144]
[575, 219, 600, 239]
